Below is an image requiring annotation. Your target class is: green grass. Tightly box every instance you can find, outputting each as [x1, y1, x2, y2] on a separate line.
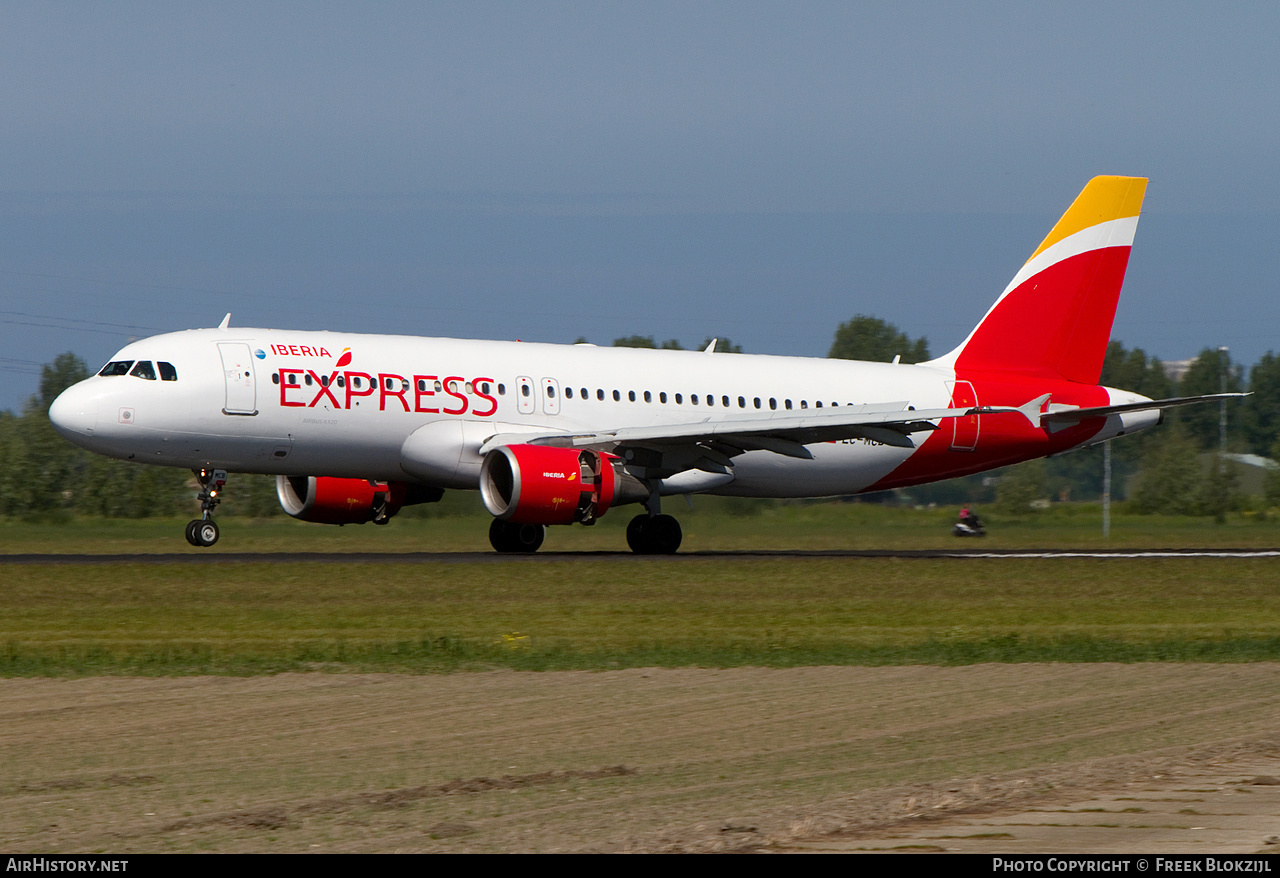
[2, 543, 1279, 673]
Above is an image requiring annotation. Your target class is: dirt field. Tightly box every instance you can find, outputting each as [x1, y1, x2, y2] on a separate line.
[3, 665, 1279, 853]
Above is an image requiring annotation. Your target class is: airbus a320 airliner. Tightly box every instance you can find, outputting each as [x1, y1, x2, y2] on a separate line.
[48, 177, 1233, 553]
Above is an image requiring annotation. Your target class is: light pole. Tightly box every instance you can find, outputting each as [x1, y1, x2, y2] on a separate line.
[1218, 346, 1230, 457]
[1102, 440, 1111, 538]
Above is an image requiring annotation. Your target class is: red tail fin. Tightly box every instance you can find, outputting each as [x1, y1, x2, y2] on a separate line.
[932, 176, 1147, 385]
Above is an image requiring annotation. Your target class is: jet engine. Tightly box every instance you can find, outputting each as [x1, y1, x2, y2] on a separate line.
[276, 476, 440, 525]
[480, 445, 647, 525]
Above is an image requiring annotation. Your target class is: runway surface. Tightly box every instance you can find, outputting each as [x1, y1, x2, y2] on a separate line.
[3, 548, 1280, 563]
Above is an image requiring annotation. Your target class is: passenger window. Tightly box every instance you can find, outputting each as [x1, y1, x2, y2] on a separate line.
[158, 361, 178, 381]
[628, 390, 636, 402]
[596, 389, 604, 400]
[129, 361, 156, 380]
[580, 387, 587, 399]
[660, 392, 667, 403]
[521, 384, 531, 397]
[769, 398, 777, 410]
[272, 374, 280, 385]
[497, 384, 506, 395]
[675, 393, 682, 404]
[816, 401, 823, 408]
[738, 396, 745, 408]
[548, 385, 557, 398]
[785, 399, 792, 410]
[612, 390, 620, 401]
[320, 374, 329, 387]
[722, 396, 730, 407]
[99, 360, 133, 377]
[644, 391, 651, 403]
[691, 394, 699, 405]
[338, 375, 346, 388]
[305, 373, 314, 386]
[565, 387, 574, 399]
[753, 397, 761, 409]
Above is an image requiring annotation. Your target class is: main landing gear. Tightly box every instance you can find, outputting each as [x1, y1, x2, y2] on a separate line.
[185, 468, 226, 547]
[489, 519, 546, 554]
[625, 513, 683, 555]
[488, 514, 682, 554]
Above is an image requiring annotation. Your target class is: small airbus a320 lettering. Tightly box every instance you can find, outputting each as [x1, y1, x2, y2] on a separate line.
[49, 177, 1235, 553]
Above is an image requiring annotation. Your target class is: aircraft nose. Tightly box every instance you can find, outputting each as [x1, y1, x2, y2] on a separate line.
[48, 383, 98, 441]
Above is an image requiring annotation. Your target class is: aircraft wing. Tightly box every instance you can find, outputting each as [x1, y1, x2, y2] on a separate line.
[479, 399, 1040, 473]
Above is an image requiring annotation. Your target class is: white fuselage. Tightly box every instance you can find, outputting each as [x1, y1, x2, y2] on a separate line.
[51, 327, 971, 498]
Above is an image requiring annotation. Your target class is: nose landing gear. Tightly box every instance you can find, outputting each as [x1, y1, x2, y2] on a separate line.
[185, 468, 227, 547]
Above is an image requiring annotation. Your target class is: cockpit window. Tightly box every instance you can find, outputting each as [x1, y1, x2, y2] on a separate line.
[158, 361, 178, 381]
[98, 360, 134, 377]
[130, 361, 157, 380]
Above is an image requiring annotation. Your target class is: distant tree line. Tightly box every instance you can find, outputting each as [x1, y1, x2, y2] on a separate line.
[595, 335, 743, 353]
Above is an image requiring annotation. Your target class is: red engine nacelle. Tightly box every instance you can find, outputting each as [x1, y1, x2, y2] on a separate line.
[480, 445, 620, 525]
[276, 475, 407, 525]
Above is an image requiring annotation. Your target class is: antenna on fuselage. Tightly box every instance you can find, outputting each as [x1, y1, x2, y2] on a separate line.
[218, 313, 231, 330]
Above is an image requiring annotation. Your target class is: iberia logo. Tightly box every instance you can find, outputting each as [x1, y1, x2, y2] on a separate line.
[335, 348, 352, 368]
[268, 343, 342, 359]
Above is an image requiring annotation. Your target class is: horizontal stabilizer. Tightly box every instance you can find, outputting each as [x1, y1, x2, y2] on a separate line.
[1039, 392, 1249, 425]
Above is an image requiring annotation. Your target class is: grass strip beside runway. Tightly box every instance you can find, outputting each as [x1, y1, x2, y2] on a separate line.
[4, 556, 1279, 674]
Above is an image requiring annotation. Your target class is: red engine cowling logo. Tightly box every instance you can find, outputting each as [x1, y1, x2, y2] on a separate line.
[276, 475, 406, 524]
[480, 445, 617, 525]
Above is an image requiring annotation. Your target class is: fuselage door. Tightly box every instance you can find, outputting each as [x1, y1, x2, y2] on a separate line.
[541, 378, 561, 416]
[218, 342, 258, 416]
[516, 376, 537, 415]
[947, 380, 978, 451]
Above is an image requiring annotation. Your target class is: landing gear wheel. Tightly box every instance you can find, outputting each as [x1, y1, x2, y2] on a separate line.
[626, 514, 648, 552]
[626, 513, 682, 555]
[185, 519, 202, 546]
[488, 519, 546, 554]
[194, 519, 220, 547]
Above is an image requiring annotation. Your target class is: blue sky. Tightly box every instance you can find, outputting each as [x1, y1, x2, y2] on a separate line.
[2, 2, 1278, 411]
